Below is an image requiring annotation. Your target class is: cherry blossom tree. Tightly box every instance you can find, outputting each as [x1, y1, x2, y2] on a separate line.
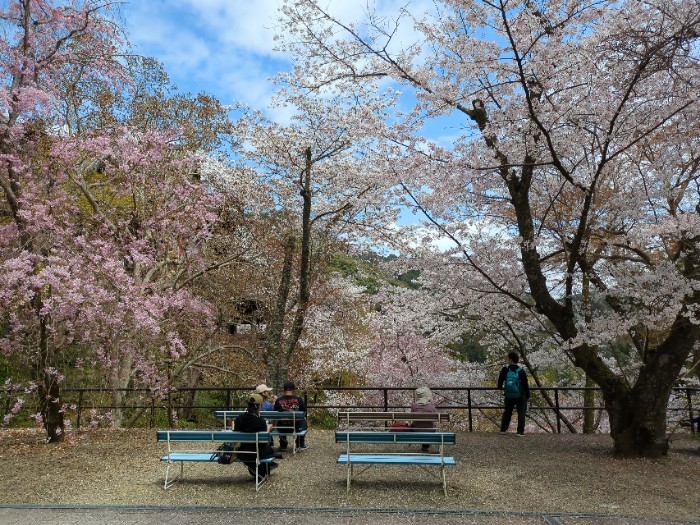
[277, 0, 700, 456]
[0, 1, 227, 438]
[0, 0, 133, 441]
[229, 97, 400, 391]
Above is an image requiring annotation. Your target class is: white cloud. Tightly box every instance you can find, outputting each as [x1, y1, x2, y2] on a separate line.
[123, 0, 289, 111]
[121, 0, 437, 121]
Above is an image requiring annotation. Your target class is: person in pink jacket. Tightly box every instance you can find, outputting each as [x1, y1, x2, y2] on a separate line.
[410, 386, 437, 451]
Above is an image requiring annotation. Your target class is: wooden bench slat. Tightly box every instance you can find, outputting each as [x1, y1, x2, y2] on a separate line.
[338, 454, 457, 466]
[156, 430, 269, 443]
[335, 431, 456, 445]
[160, 453, 275, 463]
[337, 411, 450, 422]
[215, 410, 305, 419]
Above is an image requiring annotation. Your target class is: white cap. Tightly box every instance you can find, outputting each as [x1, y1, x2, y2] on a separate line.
[255, 384, 272, 394]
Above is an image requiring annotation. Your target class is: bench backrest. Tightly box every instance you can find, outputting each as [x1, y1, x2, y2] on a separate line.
[215, 410, 305, 430]
[335, 431, 456, 445]
[215, 410, 305, 420]
[337, 411, 450, 429]
[156, 430, 270, 443]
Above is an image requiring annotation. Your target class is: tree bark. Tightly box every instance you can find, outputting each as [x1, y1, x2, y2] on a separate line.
[266, 234, 295, 390]
[265, 148, 315, 391]
[36, 299, 64, 443]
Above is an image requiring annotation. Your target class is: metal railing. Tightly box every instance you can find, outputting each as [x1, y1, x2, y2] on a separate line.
[3, 385, 697, 433]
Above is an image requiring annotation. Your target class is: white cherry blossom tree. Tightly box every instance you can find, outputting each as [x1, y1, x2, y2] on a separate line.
[277, 0, 700, 456]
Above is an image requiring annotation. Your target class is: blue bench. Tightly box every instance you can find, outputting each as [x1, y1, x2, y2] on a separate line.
[156, 430, 275, 491]
[337, 410, 451, 429]
[215, 410, 308, 454]
[335, 426, 456, 496]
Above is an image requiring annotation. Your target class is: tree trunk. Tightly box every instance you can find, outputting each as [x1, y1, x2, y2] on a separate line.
[583, 374, 597, 434]
[282, 147, 313, 371]
[585, 306, 698, 457]
[266, 234, 295, 391]
[581, 276, 598, 434]
[36, 304, 64, 443]
[266, 148, 315, 391]
[109, 348, 133, 428]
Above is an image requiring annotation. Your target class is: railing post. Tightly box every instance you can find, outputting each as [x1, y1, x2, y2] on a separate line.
[226, 388, 232, 410]
[383, 388, 388, 411]
[149, 393, 155, 428]
[554, 388, 561, 433]
[75, 389, 84, 429]
[686, 388, 696, 433]
[467, 388, 473, 432]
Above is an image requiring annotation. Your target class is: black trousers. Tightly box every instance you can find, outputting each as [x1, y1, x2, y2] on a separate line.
[278, 419, 308, 447]
[500, 396, 527, 434]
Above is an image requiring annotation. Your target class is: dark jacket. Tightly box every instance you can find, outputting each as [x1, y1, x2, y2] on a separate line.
[233, 411, 274, 462]
[274, 394, 307, 432]
[497, 364, 530, 399]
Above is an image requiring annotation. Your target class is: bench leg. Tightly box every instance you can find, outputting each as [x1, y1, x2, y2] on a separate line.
[346, 463, 352, 493]
[163, 461, 183, 490]
[441, 465, 447, 497]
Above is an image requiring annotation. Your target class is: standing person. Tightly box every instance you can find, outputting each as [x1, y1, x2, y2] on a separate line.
[232, 394, 279, 481]
[273, 380, 308, 451]
[255, 384, 275, 411]
[410, 386, 438, 451]
[497, 352, 530, 436]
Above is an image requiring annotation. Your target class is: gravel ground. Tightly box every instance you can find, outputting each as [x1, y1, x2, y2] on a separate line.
[0, 428, 698, 523]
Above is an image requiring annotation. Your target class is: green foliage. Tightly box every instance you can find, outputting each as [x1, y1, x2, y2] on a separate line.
[391, 269, 421, 289]
[308, 408, 336, 429]
[536, 364, 582, 386]
[447, 333, 488, 363]
[328, 251, 422, 295]
[328, 252, 383, 294]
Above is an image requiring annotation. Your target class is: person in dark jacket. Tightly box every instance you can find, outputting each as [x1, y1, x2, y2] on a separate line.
[232, 394, 279, 480]
[497, 352, 530, 436]
[273, 380, 308, 450]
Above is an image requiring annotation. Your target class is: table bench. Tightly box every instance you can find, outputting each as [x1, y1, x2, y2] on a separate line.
[335, 411, 456, 496]
[215, 410, 308, 454]
[156, 430, 275, 491]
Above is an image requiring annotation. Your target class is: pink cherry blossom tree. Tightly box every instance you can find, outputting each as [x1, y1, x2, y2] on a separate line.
[0, 1, 226, 438]
[277, 0, 700, 456]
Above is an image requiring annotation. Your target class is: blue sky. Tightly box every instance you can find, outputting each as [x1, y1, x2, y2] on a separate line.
[121, 0, 454, 129]
[122, 0, 290, 119]
[121, 0, 461, 241]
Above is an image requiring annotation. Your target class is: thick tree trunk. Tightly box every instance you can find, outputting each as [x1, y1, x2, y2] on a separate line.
[583, 374, 598, 434]
[594, 307, 698, 457]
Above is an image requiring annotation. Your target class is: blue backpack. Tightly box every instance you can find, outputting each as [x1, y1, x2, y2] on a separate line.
[504, 367, 522, 399]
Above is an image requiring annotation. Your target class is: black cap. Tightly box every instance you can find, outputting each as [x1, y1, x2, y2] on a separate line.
[283, 380, 296, 390]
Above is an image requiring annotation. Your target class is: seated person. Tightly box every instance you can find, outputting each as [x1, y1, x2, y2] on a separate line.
[232, 393, 279, 480]
[255, 384, 275, 411]
[273, 380, 308, 450]
[410, 386, 437, 451]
